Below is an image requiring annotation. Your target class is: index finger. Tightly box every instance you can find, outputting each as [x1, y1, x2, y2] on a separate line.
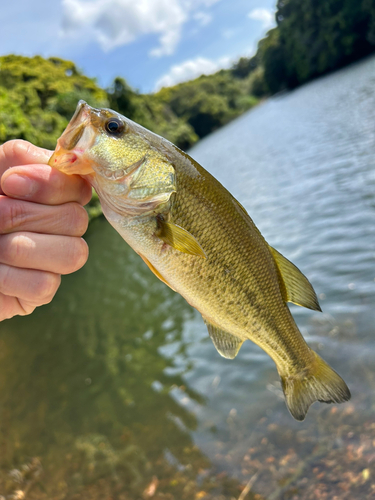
[1, 164, 92, 206]
[0, 140, 51, 193]
[0, 140, 92, 206]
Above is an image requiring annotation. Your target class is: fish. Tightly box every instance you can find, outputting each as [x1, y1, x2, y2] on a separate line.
[49, 100, 351, 421]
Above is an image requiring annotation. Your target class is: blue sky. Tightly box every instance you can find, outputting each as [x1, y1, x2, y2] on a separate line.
[0, 0, 276, 93]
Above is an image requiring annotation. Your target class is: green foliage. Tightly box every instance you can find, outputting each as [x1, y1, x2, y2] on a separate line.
[0, 54, 261, 222]
[257, 0, 375, 92]
[107, 76, 199, 150]
[258, 28, 287, 94]
[0, 55, 108, 149]
[107, 77, 137, 117]
[248, 66, 270, 97]
[2, 2, 374, 223]
[108, 71, 259, 146]
[363, 0, 375, 44]
[2, 3, 375, 153]
[231, 56, 258, 79]
[0, 55, 260, 152]
[156, 71, 259, 139]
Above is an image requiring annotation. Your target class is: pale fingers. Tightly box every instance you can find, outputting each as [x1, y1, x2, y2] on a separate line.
[0, 139, 92, 207]
[0, 264, 61, 305]
[1, 164, 92, 206]
[0, 232, 89, 275]
[0, 141, 91, 322]
[0, 293, 35, 320]
[0, 140, 51, 178]
[0, 196, 88, 237]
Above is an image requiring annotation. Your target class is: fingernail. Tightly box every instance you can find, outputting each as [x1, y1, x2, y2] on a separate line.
[2, 174, 38, 198]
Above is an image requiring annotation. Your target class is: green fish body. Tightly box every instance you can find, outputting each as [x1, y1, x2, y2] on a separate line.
[49, 101, 350, 420]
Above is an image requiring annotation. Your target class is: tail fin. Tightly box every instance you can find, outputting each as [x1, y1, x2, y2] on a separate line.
[279, 351, 351, 421]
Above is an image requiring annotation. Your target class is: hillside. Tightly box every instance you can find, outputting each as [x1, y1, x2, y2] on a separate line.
[2, 1, 375, 220]
[235, 0, 375, 93]
[0, 55, 261, 153]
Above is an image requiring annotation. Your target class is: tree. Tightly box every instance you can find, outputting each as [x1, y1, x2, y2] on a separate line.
[0, 55, 108, 149]
[260, 0, 375, 90]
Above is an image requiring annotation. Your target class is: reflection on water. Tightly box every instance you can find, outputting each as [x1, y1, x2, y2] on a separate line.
[2, 56, 375, 499]
[0, 220, 240, 499]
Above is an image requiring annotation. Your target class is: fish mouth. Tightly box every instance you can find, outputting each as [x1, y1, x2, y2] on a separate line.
[48, 100, 97, 175]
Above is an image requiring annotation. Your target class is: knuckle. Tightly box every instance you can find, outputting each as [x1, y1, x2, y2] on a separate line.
[64, 203, 89, 236]
[0, 197, 27, 233]
[0, 234, 20, 264]
[49, 169, 67, 197]
[6, 233, 30, 264]
[2, 140, 28, 161]
[17, 300, 36, 316]
[1, 140, 49, 168]
[0, 263, 14, 292]
[65, 237, 89, 273]
[81, 182, 93, 206]
[1, 140, 32, 170]
[35, 273, 61, 304]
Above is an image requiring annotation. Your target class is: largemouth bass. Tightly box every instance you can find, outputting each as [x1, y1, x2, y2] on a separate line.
[49, 101, 350, 421]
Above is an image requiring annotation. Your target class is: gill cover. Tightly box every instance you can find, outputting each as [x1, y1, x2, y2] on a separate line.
[49, 100, 178, 216]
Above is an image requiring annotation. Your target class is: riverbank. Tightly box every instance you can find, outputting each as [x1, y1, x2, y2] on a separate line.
[2, 52, 375, 498]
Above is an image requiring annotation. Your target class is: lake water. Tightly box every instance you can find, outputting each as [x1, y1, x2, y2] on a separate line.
[1, 56, 375, 499]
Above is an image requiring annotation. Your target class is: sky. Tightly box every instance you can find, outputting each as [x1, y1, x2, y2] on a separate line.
[0, 0, 276, 93]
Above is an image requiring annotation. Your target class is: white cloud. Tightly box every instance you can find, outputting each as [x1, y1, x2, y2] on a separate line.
[155, 56, 231, 90]
[193, 11, 212, 26]
[61, 0, 219, 57]
[248, 8, 275, 30]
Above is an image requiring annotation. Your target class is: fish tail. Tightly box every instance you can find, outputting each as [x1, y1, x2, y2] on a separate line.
[278, 351, 351, 421]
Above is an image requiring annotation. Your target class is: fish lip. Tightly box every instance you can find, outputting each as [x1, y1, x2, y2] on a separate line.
[59, 102, 91, 151]
[50, 101, 140, 177]
[48, 101, 96, 175]
[71, 100, 87, 123]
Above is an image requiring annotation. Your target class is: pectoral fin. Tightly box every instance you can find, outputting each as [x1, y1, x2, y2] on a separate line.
[203, 318, 244, 359]
[157, 219, 206, 258]
[269, 246, 321, 312]
[139, 254, 176, 291]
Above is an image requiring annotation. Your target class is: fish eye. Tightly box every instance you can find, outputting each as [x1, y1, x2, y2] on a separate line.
[105, 118, 125, 135]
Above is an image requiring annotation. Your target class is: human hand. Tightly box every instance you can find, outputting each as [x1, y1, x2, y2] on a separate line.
[0, 140, 92, 321]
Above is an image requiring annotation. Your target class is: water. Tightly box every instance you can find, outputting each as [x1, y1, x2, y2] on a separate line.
[1, 57, 375, 499]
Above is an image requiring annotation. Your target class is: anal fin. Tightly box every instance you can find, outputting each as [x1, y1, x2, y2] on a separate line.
[203, 317, 244, 359]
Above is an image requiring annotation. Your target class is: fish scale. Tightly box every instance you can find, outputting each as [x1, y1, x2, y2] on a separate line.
[165, 153, 297, 354]
[49, 100, 351, 421]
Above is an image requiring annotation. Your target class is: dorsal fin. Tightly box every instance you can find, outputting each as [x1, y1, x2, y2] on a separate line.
[269, 246, 321, 312]
[203, 318, 244, 359]
[231, 196, 320, 312]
